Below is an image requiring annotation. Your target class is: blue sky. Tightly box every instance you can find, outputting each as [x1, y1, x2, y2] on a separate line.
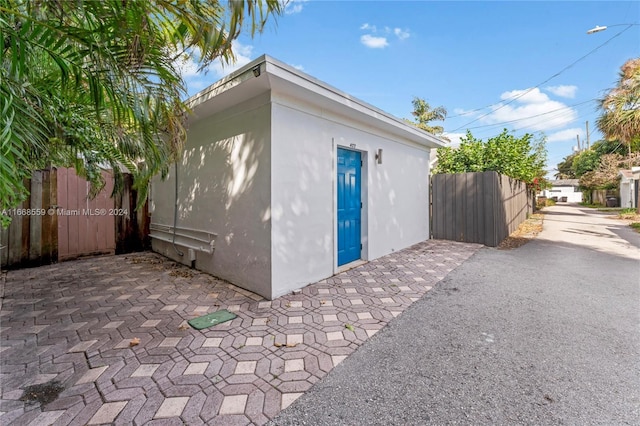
[183, 1, 640, 178]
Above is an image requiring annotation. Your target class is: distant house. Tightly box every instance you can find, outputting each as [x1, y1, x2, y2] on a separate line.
[149, 55, 445, 300]
[619, 167, 639, 209]
[541, 179, 582, 203]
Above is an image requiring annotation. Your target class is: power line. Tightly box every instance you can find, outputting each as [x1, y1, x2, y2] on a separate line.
[450, 24, 636, 132]
[459, 99, 594, 131]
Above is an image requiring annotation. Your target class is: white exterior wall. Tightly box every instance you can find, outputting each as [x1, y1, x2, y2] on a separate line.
[542, 186, 583, 203]
[270, 96, 430, 298]
[620, 178, 637, 209]
[150, 94, 273, 298]
[620, 181, 632, 208]
[621, 168, 640, 208]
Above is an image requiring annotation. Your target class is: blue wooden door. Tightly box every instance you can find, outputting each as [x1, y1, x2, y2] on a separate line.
[337, 148, 361, 266]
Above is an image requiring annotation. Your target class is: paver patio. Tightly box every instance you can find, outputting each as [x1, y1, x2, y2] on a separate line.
[0, 240, 480, 425]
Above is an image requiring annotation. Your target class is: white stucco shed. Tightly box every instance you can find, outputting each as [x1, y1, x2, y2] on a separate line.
[150, 55, 445, 300]
[619, 167, 639, 209]
[541, 179, 583, 203]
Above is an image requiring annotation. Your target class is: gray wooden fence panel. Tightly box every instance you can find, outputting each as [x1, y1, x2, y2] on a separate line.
[431, 171, 532, 247]
[465, 173, 478, 243]
[475, 174, 483, 241]
[444, 174, 454, 240]
[483, 172, 496, 246]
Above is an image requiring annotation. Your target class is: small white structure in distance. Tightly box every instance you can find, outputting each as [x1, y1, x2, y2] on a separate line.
[619, 168, 639, 209]
[149, 55, 445, 300]
[541, 179, 583, 203]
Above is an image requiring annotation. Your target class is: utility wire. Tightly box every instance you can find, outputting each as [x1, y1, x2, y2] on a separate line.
[460, 99, 594, 131]
[450, 24, 635, 132]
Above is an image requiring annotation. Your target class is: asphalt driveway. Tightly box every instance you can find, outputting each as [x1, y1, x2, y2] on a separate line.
[271, 204, 640, 425]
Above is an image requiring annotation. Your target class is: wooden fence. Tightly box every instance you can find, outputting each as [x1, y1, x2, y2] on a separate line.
[1, 169, 58, 267]
[1, 167, 149, 269]
[431, 171, 533, 247]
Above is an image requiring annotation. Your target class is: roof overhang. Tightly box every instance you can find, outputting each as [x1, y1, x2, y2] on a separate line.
[619, 169, 635, 181]
[186, 55, 446, 149]
[550, 179, 580, 187]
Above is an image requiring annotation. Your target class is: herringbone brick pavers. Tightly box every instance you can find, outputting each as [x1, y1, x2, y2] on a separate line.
[0, 240, 479, 425]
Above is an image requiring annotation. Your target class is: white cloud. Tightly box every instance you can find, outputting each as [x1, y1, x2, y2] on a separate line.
[453, 107, 477, 117]
[500, 88, 549, 104]
[394, 28, 410, 40]
[545, 85, 578, 98]
[360, 34, 389, 49]
[359, 23, 410, 46]
[291, 64, 304, 71]
[442, 132, 466, 147]
[175, 52, 200, 79]
[209, 41, 254, 77]
[179, 41, 255, 95]
[546, 128, 584, 143]
[482, 87, 577, 132]
[283, 0, 308, 15]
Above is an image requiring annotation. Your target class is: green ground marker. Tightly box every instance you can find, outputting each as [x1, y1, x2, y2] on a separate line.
[188, 309, 237, 330]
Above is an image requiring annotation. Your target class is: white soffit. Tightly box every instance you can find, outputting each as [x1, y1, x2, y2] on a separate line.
[186, 55, 446, 149]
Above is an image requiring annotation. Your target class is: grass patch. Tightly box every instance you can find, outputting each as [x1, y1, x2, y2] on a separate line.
[605, 208, 640, 232]
[617, 209, 640, 221]
[498, 213, 544, 250]
[618, 207, 638, 215]
[579, 202, 604, 208]
[536, 198, 555, 209]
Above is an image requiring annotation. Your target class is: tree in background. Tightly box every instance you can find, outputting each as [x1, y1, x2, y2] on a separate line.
[406, 97, 448, 138]
[1, 0, 282, 220]
[571, 150, 602, 178]
[555, 139, 640, 182]
[555, 155, 576, 179]
[579, 153, 626, 191]
[597, 58, 640, 159]
[434, 129, 547, 187]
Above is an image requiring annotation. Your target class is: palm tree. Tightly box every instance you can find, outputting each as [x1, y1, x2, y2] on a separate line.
[406, 97, 448, 137]
[597, 58, 640, 159]
[0, 0, 282, 214]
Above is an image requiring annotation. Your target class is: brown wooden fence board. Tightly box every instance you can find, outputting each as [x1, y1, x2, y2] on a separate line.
[57, 168, 116, 261]
[0, 227, 8, 266]
[29, 171, 43, 261]
[56, 168, 69, 259]
[114, 174, 150, 254]
[431, 171, 532, 247]
[42, 168, 57, 264]
[2, 172, 56, 267]
[20, 185, 31, 261]
[8, 203, 23, 265]
[1, 167, 147, 269]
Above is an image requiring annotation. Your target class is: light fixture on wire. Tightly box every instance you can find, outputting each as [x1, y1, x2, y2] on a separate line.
[586, 25, 607, 34]
[586, 23, 639, 34]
